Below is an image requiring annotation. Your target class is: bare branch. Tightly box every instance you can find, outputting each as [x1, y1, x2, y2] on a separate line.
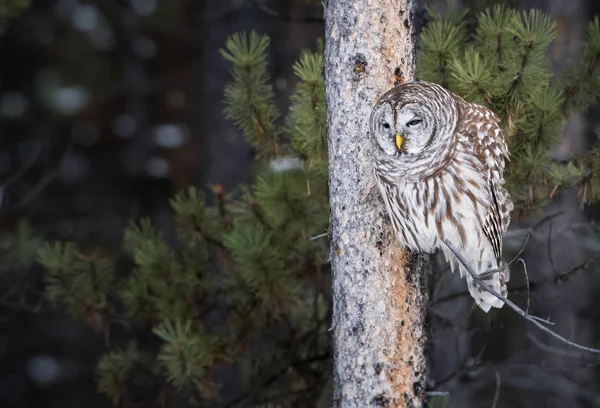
[443, 239, 600, 355]
[431, 248, 600, 308]
[517, 258, 531, 315]
[503, 211, 564, 241]
[527, 332, 588, 358]
[426, 391, 449, 396]
[309, 232, 329, 241]
[554, 251, 600, 282]
[530, 315, 555, 326]
[508, 232, 530, 265]
[490, 368, 501, 408]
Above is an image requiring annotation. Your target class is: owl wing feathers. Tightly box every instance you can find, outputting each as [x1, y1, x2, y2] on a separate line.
[457, 101, 513, 262]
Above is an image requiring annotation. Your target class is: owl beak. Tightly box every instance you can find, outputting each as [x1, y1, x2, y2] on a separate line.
[395, 133, 404, 150]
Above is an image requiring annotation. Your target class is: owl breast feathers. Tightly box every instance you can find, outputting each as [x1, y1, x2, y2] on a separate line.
[369, 80, 514, 313]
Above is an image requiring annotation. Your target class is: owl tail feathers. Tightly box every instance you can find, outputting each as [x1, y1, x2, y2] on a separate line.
[441, 244, 510, 312]
[465, 261, 510, 313]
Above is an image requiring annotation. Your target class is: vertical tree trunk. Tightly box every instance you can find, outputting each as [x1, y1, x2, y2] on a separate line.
[324, 1, 428, 407]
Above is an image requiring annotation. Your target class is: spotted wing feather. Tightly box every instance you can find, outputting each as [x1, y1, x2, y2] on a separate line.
[457, 100, 513, 261]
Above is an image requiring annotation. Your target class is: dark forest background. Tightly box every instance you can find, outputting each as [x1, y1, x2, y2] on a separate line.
[1, 0, 600, 407]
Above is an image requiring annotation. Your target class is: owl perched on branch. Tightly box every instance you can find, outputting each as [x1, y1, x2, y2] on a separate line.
[369, 80, 514, 312]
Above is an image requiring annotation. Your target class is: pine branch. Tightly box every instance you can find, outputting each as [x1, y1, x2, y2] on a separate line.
[288, 42, 327, 173]
[170, 186, 223, 251]
[562, 17, 600, 112]
[451, 49, 496, 104]
[417, 5, 468, 88]
[221, 32, 281, 159]
[504, 10, 555, 101]
[153, 318, 229, 398]
[97, 341, 146, 406]
[474, 5, 519, 70]
[223, 221, 301, 314]
[37, 242, 115, 330]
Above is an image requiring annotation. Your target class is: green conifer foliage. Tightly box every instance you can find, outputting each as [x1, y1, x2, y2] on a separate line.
[153, 318, 228, 397]
[418, 5, 600, 210]
[96, 341, 157, 406]
[33, 31, 330, 407]
[288, 40, 327, 173]
[562, 18, 600, 112]
[38, 242, 115, 328]
[27, 6, 600, 407]
[221, 32, 281, 159]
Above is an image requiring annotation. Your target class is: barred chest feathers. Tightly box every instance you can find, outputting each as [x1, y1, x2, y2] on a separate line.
[375, 139, 488, 258]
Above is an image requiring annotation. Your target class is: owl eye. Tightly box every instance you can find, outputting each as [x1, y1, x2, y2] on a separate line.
[382, 123, 391, 129]
[407, 119, 422, 127]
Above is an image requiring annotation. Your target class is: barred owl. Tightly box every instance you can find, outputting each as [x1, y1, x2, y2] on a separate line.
[369, 80, 514, 312]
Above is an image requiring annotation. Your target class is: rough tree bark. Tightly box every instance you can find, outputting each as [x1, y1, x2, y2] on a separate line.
[324, 1, 428, 407]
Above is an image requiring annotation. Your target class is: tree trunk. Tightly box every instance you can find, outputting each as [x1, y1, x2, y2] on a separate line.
[324, 1, 428, 407]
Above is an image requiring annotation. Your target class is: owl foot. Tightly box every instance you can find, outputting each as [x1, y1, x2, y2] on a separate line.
[477, 267, 502, 279]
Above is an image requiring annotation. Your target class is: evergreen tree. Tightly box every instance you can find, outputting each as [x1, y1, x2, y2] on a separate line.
[418, 4, 600, 210]
[33, 32, 331, 407]
[2, 3, 598, 407]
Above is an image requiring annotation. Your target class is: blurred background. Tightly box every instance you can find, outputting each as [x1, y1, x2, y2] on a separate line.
[1, 0, 600, 407]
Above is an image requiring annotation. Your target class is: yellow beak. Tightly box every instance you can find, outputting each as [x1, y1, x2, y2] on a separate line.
[395, 133, 404, 150]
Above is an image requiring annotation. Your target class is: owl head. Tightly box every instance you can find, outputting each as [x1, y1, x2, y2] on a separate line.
[369, 81, 458, 159]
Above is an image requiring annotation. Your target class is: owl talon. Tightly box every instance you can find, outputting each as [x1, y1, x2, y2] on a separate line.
[478, 267, 501, 279]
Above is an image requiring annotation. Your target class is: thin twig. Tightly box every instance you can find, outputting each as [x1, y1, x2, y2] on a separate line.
[309, 232, 329, 241]
[527, 332, 587, 358]
[554, 251, 600, 282]
[503, 211, 565, 241]
[505, 212, 564, 267]
[517, 258, 531, 315]
[491, 368, 501, 408]
[443, 239, 600, 354]
[432, 247, 600, 307]
[426, 391, 449, 396]
[508, 232, 530, 265]
[530, 315, 555, 326]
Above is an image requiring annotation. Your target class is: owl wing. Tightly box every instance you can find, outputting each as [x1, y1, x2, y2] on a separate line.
[457, 101, 513, 260]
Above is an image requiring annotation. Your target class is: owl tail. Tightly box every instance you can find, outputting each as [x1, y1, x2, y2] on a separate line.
[464, 260, 510, 313]
[442, 244, 510, 313]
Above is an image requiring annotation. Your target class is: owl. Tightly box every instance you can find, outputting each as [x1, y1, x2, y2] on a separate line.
[369, 80, 513, 313]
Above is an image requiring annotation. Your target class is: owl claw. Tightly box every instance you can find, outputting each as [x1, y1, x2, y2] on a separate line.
[478, 267, 501, 279]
